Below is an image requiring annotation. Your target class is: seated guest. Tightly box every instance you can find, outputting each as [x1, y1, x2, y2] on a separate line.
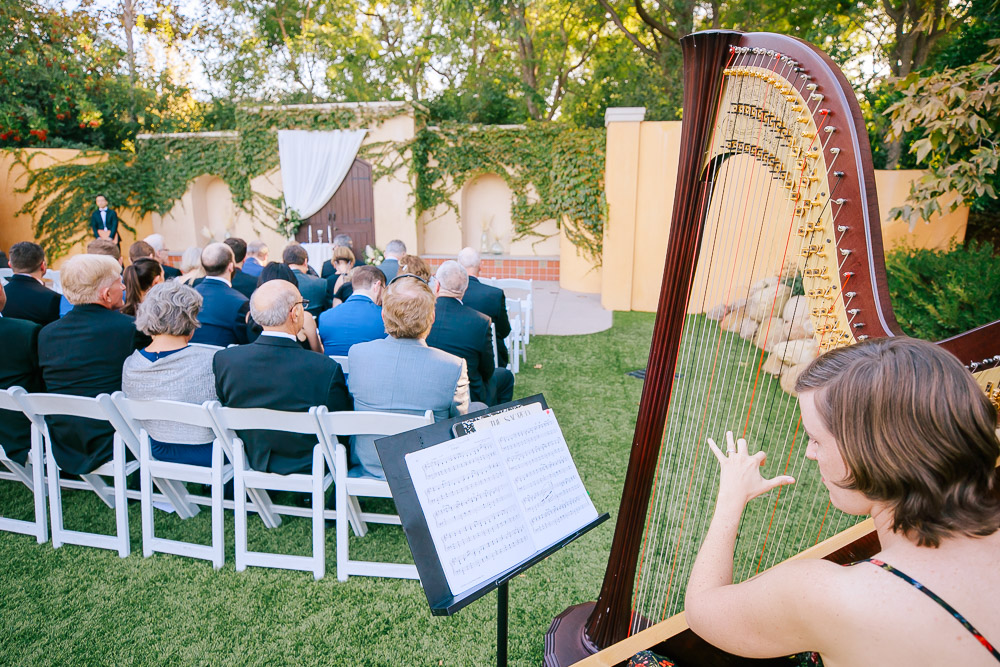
[190, 243, 249, 347]
[122, 282, 218, 466]
[121, 257, 164, 316]
[398, 254, 431, 282]
[321, 233, 363, 278]
[427, 261, 514, 406]
[87, 238, 123, 265]
[143, 234, 182, 280]
[221, 237, 258, 299]
[128, 240, 157, 265]
[0, 248, 7, 268]
[252, 263, 323, 352]
[178, 246, 203, 284]
[213, 280, 351, 474]
[326, 245, 356, 306]
[1, 241, 61, 325]
[457, 247, 512, 367]
[38, 255, 145, 475]
[0, 280, 45, 466]
[318, 264, 386, 355]
[242, 240, 268, 277]
[348, 275, 470, 478]
[283, 243, 328, 317]
[379, 239, 406, 283]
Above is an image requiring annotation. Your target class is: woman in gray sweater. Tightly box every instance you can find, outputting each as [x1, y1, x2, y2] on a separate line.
[121, 281, 219, 466]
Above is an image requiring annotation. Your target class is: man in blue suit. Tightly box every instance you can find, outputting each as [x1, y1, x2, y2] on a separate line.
[190, 243, 250, 347]
[318, 264, 386, 355]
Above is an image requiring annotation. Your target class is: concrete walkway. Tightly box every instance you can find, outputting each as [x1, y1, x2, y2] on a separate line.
[524, 281, 613, 336]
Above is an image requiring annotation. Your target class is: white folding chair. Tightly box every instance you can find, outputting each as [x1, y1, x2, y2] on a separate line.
[0, 388, 47, 543]
[313, 407, 433, 581]
[43, 269, 62, 294]
[15, 392, 135, 557]
[0, 268, 13, 286]
[489, 323, 499, 368]
[330, 355, 349, 376]
[505, 299, 523, 374]
[494, 278, 534, 344]
[111, 393, 230, 568]
[208, 404, 330, 579]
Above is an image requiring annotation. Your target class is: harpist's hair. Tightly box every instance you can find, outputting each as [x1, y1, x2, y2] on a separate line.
[796, 337, 1000, 547]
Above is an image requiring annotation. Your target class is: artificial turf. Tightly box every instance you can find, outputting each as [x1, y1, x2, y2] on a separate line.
[0, 311, 656, 666]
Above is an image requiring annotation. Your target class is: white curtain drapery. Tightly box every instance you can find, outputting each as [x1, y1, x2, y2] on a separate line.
[277, 129, 367, 220]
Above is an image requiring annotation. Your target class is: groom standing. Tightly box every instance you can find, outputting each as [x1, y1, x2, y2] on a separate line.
[90, 194, 120, 245]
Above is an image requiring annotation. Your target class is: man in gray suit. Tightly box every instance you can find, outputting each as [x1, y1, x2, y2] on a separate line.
[348, 275, 471, 479]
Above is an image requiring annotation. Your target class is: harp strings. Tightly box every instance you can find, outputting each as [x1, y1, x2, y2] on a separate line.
[630, 46, 864, 628]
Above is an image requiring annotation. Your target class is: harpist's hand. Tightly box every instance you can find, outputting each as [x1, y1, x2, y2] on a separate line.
[707, 431, 795, 508]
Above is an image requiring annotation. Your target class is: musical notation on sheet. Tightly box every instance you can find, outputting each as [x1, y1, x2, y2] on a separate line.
[406, 409, 598, 596]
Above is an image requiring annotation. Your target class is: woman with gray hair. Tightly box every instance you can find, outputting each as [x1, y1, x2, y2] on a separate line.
[121, 281, 219, 466]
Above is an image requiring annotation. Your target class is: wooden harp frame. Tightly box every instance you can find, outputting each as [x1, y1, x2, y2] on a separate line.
[545, 29, 1000, 667]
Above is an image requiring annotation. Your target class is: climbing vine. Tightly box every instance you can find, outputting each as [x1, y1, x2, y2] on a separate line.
[15, 104, 607, 263]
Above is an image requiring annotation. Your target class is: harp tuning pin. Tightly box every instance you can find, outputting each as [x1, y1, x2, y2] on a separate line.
[806, 83, 818, 91]
[834, 171, 845, 178]
[833, 198, 847, 205]
[829, 147, 842, 155]
[858, 335, 870, 341]
[824, 126, 836, 133]
[840, 248, 852, 256]
[845, 292, 856, 299]
[810, 93, 824, 101]
[800, 73, 811, 80]
[852, 322, 866, 329]
[818, 109, 829, 116]
[837, 225, 849, 232]
[847, 308, 860, 315]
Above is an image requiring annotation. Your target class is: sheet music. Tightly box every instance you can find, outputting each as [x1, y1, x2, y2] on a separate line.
[406, 431, 535, 594]
[405, 409, 598, 596]
[491, 410, 598, 549]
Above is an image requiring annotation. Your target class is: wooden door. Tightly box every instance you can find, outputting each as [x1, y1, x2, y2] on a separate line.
[295, 158, 375, 250]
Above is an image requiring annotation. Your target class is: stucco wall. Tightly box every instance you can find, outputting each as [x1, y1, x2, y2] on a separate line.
[601, 119, 971, 312]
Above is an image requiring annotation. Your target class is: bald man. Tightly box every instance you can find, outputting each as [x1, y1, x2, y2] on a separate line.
[457, 247, 511, 367]
[427, 260, 514, 406]
[213, 280, 352, 474]
[190, 242, 250, 347]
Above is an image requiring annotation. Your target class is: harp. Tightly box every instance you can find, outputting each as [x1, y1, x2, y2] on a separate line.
[545, 30, 1000, 667]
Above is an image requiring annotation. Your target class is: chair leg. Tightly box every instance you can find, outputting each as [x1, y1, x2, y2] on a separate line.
[336, 447, 350, 582]
[234, 443, 247, 572]
[31, 430, 48, 544]
[140, 440, 154, 559]
[311, 445, 325, 580]
[44, 434, 64, 549]
[211, 443, 224, 570]
[113, 436, 129, 558]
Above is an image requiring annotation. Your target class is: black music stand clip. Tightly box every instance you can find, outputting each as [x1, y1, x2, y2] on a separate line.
[374, 396, 609, 666]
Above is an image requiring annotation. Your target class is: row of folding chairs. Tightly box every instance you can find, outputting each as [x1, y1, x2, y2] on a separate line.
[480, 277, 533, 373]
[0, 387, 432, 581]
[0, 268, 62, 293]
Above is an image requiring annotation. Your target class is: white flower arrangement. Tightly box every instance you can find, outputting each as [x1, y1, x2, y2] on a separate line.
[364, 244, 385, 266]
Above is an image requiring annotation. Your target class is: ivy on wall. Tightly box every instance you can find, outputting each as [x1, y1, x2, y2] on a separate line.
[14, 105, 607, 263]
[412, 123, 606, 260]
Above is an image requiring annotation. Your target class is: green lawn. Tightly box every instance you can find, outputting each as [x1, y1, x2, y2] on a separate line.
[0, 312, 655, 666]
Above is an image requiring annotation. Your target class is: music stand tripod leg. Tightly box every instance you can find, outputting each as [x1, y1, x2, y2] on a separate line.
[497, 581, 509, 667]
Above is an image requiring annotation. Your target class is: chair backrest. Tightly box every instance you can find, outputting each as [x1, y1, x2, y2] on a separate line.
[478, 276, 498, 288]
[43, 269, 62, 294]
[314, 407, 433, 438]
[111, 392, 218, 430]
[15, 392, 112, 421]
[330, 355, 349, 375]
[0, 387, 26, 414]
[209, 404, 323, 436]
[492, 278, 533, 297]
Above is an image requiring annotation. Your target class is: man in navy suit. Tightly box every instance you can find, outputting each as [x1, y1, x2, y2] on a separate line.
[378, 239, 406, 284]
[242, 240, 268, 278]
[89, 194, 119, 244]
[190, 243, 250, 347]
[427, 261, 514, 406]
[0, 280, 45, 466]
[457, 247, 512, 367]
[283, 243, 329, 317]
[318, 264, 386, 355]
[214, 280, 352, 474]
[0, 242, 61, 325]
[223, 237, 259, 299]
[37, 255, 145, 475]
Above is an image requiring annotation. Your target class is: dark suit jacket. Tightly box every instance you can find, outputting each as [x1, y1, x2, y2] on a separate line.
[213, 335, 352, 474]
[463, 276, 511, 367]
[231, 268, 258, 300]
[190, 278, 250, 347]
[37, 304, 143, 474]
[291, 268, 329, 317]
[1, 274, 61, 326]
[426, 297, 495, 404]
[162, 264, 182, 280]
[378, 258, 399, 284]
[0, 316, 44, 464]
[90, 208, 119, 239]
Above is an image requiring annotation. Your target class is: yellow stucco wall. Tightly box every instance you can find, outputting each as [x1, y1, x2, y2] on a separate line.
[1, 149, 153, 268]
[601, 120, 972, 312]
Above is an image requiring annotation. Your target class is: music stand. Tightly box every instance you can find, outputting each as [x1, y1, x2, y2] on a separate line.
[375, 395, 609, 666]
